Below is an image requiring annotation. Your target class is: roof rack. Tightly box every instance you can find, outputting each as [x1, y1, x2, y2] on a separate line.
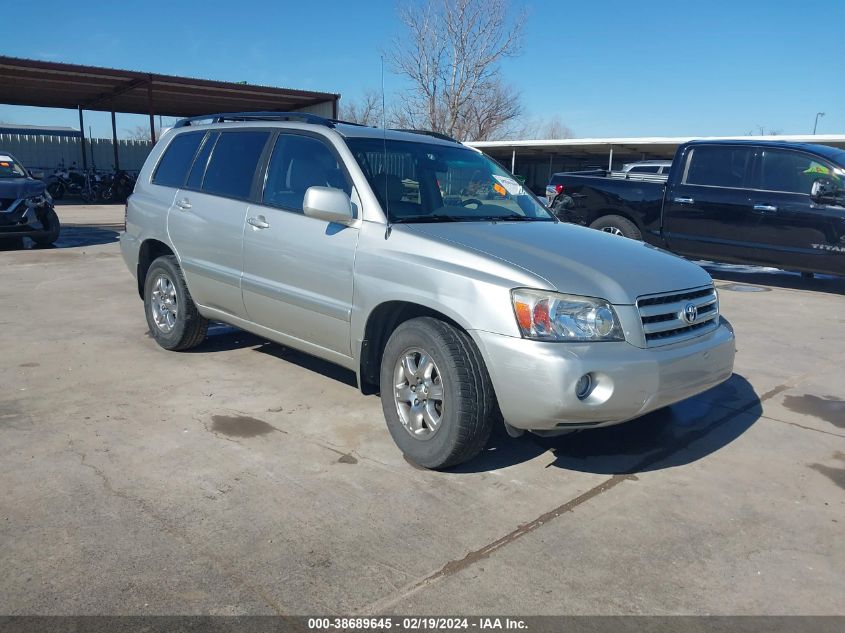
[391, 129, 459, 143]
[173, 111, 335, 129]
[329, 118, 368, 128]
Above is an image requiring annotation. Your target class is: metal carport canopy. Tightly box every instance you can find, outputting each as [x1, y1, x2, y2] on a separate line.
[0, 55, 339, 172]
[468, 134, 845, 158]
[0, 56, 339, 117]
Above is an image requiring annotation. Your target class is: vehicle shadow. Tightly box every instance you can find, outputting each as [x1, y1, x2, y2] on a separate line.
[187, 323, 359, 388]
[451, 373, 761, 475]
[177, 324, 762, 475]
[0, 223, 121, 250]
[699, 262, 845, 295]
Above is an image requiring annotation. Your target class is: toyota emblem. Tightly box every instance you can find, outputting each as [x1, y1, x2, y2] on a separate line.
[682, 303, 698, 324]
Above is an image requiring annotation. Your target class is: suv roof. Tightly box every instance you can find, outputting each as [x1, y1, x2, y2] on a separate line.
[172, 111, 463, 147]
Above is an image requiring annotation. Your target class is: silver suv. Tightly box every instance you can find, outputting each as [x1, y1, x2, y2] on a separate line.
[121, 112, 735, 469]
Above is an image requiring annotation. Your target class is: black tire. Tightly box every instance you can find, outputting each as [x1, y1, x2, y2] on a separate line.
[589, 214, 642, 240]
[143, 255, 208, 351]
[379, 317, 496, 469]
[81, 187, 98, 204]
[47, 181, 65, 200]
[30, 207, 61, 247]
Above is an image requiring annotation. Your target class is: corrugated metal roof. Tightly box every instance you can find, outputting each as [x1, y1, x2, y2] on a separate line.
[0, 56, 339, 117]
[469, 134, 845, 153]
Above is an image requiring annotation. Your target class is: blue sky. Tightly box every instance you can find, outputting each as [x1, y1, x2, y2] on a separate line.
[1, 0, 842, 139]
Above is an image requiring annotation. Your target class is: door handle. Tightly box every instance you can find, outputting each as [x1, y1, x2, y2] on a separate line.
[247, 216, 270, 229]
[752, 204, 778, 213]
[175, 198, 192, 210]
[673, 197, 695, 204]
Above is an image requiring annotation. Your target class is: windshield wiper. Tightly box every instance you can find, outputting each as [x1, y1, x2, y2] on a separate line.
[476, 214, 549, 222]
[390, 214, 464, 223]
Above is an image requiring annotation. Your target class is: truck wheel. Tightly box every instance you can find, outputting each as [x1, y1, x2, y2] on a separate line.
[380, 317, 495, 469]
[30, 207, 61, 247]
[143, 255, 208, 351]
[590, 215, 642, 240]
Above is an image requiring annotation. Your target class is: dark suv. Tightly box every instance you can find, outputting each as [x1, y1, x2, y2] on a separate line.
[0, 152, 60, 246]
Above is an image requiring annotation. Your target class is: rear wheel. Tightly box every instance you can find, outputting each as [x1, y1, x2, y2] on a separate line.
[590, 214, 642, 240]
[30, 207, 61, 247]
[143, 255, 208, 351]
[379, 317, 496, 469]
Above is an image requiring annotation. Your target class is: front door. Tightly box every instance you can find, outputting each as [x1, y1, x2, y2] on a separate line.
[241, 131, 359, 358]
[663, 144, 758, 264]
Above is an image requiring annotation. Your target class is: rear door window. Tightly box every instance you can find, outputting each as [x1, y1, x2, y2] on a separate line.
[152, 132, 204, 187]
[684, 146, 754, 188]
[629, 165, 661, 174]
[757, 149, 837, 194]
[201, 131, 270, 200]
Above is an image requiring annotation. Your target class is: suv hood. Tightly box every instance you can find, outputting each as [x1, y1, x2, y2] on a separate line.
[406, 221, 712, 304]
[0, 177, 45, 200]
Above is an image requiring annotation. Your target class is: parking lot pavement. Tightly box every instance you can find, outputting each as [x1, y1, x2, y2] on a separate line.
[1, 205, 843, 615]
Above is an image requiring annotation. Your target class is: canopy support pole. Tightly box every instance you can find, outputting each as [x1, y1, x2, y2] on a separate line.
[77, 106, 88, 172]
[147, 80, 156, 143]
[111, 110, 120, 170]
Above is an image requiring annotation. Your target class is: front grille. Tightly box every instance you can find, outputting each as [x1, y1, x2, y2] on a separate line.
[637, 285, 719, 347]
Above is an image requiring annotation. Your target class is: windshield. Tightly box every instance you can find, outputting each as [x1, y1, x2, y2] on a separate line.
[0, 155, 28, 179]
[345, 138, 554, 223]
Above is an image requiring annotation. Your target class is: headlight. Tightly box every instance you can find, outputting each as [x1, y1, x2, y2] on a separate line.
[25, 194, 48, 208]
[511, 289, 624, 342]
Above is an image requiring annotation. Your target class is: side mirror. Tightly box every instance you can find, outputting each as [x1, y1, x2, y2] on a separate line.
[810, 178, 836, 204]
[303, 186, 354, 225]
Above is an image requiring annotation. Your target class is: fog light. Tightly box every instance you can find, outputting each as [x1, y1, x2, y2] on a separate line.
[575, 373, 593, 400]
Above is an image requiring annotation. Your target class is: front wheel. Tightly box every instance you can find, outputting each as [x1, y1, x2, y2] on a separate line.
[143, 255, 208, 351]
[379, 317, 496, 469]
[30, 207, 61, 247]
[589, 214, 642, 240]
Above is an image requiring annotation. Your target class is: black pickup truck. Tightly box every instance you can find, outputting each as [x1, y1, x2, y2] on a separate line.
[548, 140, 845, 276]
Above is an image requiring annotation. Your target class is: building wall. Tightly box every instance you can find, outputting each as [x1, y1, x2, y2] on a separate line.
[2, 99, 337, 175]
[1, 133, 153, 174]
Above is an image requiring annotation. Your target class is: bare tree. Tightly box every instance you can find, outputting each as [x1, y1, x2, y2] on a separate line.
[463, 83, 524, 141]
[339, 91, 384, 126]
[387, 0, 526, 141]
[512, 114, 574, 140]
[124, 125, 159, 141]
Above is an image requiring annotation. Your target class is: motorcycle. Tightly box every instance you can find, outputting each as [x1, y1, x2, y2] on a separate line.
[99, 170, 136, 203]
[46, 166, 101, 203]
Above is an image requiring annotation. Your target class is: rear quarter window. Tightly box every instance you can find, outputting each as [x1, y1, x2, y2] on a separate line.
[152, 132, 204, 188]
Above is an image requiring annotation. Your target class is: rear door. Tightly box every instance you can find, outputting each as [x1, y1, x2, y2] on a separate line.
[748, 147, 845, 275]
[663, 144, 758, 263]
[168, 129, 271, 318]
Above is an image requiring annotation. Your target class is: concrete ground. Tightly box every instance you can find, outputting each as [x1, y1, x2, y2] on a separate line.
[1, 204, 843, 615]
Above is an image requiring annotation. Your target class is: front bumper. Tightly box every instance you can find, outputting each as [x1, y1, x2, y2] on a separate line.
[0, 201, 52, 238]
[472, 318, 735, 430]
